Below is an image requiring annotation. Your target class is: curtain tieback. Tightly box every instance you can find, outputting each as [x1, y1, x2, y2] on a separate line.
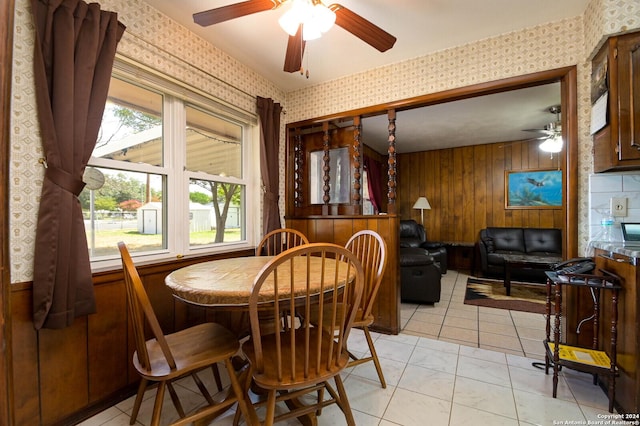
[45, 165, 86, 196]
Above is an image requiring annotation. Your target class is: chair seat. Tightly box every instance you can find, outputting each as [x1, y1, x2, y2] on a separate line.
[242, 327, 350, 390]
[353, 309, 373, 327]
[134, 322, 239, 380]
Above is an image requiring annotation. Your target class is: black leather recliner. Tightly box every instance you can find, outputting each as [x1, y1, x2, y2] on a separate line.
[399, 220, 447, 273]
[399, 247, 441, 304]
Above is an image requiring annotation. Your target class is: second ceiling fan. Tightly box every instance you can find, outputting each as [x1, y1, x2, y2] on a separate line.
[193, 0, 397, 73]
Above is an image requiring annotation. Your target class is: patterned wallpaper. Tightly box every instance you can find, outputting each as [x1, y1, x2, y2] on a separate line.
[9, 0, 640, 283]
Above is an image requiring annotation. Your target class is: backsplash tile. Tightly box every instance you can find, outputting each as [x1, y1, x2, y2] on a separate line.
[589, 172, 640, 245]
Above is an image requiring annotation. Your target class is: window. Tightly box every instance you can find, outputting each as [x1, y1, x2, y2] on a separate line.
[83, 60, 257, 268]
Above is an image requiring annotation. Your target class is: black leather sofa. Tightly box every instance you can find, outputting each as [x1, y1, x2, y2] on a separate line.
[399, 220, 447, 274]
[478, 227, 562, 281]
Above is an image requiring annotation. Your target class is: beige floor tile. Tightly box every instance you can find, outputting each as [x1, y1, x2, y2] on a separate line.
[479, 332, 522, 351]
[416, 304, 449, 315]
[403, 319, 441, 336]
[516, 325, 546, 340]
[444, 307, 478, 320]
[479, 321, 517, 336]
[448, 303, 470, 311]
[479, 311, 515, 325]
[444, 315, 478, 330]
[480, 345, 524, 357]
[410, 310, 445, 325]
[402, 329, 438, 339]
[440, 325, 478, 342]
[511, 312, 546, 327]
[478, 306, 511, 316]
[438, 337, 479, 349]
[520, 337, 546, 357]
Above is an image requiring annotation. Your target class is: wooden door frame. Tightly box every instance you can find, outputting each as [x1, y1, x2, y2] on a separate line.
[286, 66, 579, 258]
[1, 0, 15, 424]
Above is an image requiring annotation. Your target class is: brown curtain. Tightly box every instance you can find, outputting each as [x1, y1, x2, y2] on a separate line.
[364, 155, 384, 213]
[257, 96, 283, 235]
[31, 0, 125, 329]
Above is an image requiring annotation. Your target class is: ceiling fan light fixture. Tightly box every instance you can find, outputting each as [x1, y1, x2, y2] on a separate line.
[302, 22, 322, 40]
[539, 134, 563, 153]
[278, 0, 335, 40]
[278, 1, 306, 36]
[312, 2, 336, 33]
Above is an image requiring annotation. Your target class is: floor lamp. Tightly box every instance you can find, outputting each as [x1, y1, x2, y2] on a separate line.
[413, 196, 431, 226]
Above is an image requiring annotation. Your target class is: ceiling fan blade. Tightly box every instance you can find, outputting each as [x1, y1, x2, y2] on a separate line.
[284, 25, 306, 73]
[329, 4, 396, 52]
[193, 0, 277, 27]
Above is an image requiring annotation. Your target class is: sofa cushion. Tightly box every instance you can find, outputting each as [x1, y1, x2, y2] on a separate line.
[486, 227, 525, 252]
[400, 237, 422, 248]
[399, 220, 426, 248]
[523, 228, 562, 255]
[399, 248, 435, 267]
[481, 236, 495, 253]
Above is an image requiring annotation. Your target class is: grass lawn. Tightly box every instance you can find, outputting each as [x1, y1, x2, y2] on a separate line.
[87, 226, 242, 257]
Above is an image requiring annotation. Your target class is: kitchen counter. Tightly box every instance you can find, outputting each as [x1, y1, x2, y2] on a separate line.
[588, 241, 640, 262]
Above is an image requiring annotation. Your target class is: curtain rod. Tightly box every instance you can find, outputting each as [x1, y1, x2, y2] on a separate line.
[124, 31, 257, 102]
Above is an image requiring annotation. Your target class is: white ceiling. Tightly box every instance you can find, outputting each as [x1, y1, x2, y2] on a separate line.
[361, 82, 562, 153]
[140, 0, 588, 153]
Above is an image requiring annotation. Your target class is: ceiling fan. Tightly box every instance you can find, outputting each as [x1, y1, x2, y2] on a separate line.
[192, 0, 397, 74]
[523, 105, 563, 153]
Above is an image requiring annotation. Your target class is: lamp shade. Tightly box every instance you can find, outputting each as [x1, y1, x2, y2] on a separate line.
[413, 196, 431, 210]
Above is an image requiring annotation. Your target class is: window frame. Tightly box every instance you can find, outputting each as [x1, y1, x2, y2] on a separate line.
[87, 57, 260, 271]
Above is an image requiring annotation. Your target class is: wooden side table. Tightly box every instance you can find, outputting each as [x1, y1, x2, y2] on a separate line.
[543, 270, 622, 413]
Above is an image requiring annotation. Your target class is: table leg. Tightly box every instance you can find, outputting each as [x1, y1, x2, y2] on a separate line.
[504, 262, 512, 296]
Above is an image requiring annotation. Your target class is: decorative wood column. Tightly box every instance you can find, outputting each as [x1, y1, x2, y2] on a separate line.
[387, 109, 397, 214]
[293, 129, 304, 208]
[322, 121, 330, 215]
[352, 116, 362, 215]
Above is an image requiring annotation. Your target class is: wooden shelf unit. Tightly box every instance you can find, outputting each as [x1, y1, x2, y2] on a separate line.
[543, 270, 622, 413]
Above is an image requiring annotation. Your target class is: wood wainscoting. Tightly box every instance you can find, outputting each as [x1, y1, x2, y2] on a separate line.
[10, 249, 253, 426]
[286, 214, 400, 335]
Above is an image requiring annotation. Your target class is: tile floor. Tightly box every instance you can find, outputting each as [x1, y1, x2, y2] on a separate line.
[80, 270, 615, 426]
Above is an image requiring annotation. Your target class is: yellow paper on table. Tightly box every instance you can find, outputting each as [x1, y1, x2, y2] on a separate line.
[548, 343, 611, 367]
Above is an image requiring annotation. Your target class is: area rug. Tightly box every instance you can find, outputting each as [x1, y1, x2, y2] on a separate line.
[464, 277, 549, 314]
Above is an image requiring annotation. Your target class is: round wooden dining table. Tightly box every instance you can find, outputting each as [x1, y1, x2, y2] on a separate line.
[165, 255, 354, 308]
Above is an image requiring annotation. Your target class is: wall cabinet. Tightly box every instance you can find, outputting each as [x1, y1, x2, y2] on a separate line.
[593, 31, 640, 172]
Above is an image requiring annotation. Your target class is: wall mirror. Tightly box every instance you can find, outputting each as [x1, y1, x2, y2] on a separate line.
[309, 147, 351, 204]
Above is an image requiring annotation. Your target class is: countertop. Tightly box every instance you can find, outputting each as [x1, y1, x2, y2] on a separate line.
[589, 240, 640, 262]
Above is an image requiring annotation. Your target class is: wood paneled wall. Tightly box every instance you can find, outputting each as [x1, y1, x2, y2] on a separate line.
[397, 139, 566, 245]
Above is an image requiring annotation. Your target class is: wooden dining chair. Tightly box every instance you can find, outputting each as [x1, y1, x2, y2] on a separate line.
[237, 243, 364, 426]
[343, 230, 388, 388]
[255, 227, 309, 256]
[117, 242, 250, 426]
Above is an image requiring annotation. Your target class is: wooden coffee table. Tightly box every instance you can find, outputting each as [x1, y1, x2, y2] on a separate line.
[502, 254, 562, 296]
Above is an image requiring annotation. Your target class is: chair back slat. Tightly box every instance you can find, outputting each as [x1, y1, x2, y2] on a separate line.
[118, 242, 177, 372]
[345, 230, 387, 321]
[248, 243, 363, 386]
[256, 228, 309, 256]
